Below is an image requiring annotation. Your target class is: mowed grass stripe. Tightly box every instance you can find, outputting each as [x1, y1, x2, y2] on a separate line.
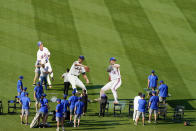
[105, 0, 191, 99]
[69, 0, 142, 99]
[31, 0, 82, 84]
[139, 0, 196, 99]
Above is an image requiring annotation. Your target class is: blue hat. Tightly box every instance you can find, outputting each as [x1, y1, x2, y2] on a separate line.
[57, 99, 61, 102]
[37, 41, 42, 46]
[159, 80, 164, 83]
[72, 90, 76, 94]
[42, 94, 47, 97]
[79, 56, 85, 60]
[110, 57, 116, 61]
[26, 92, 29, 96]
[142, 94, 145, 98]
[23, 87, 27, 90]
[78, 97, 82, 100]
[152, 91, 157, 94]
[151, 70, 155, 73]
[101, 94, 107, 98]
[19, 76, 24, 79]
[63, 94, 67, 98]
[37, 82, 41, 85]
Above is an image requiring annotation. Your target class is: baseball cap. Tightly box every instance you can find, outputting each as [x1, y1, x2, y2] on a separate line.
[25, 92, 29, 96]
[42, 94, 47, 97]
[72, 90, 76, 94]
[110, 57, 116, 61]
[79, 56, 85, 60]
[159, 80, 164, 83]
[63, 94, 67, 99]
[151, 70, 155, 73]
[142, 94, 145, 98]
[57, 99, 61, 102]
[101, 94, 107, 98]
[37, 41, 43, 46]
[152, 91, 157, 95]
[23, 87, 27, 91]
[19, 76, 24, 79]
[37, 82, 41, 85]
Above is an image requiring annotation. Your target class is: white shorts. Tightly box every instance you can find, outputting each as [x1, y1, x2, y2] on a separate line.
[67, 74, 86, 90]
[101, 78, 121, 91]
[22, 109, 29, 116]
[136, 111, 145, 118]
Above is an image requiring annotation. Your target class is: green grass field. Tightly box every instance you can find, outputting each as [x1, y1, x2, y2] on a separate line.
[0, 0, 196, 130]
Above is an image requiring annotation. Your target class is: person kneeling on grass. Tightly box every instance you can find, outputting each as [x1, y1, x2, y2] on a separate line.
[135, 94, 147, 126]
[74, 97, 84, 128]
[56, 99, 64, 131]
[38, 94, 49, 128]
[148, 91, 159, 124]
[20, 92, 31, 125]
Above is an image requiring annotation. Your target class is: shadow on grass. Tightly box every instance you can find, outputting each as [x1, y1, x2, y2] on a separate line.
[167, 99, 196, 110]
[86, 85, 103, 90]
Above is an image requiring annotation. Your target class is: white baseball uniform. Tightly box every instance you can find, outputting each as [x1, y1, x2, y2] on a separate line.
[37, 47, 53, 86]
[101, 64, 122, 103]
[133, 96, 141, 121]
[67, 61, 87, 92]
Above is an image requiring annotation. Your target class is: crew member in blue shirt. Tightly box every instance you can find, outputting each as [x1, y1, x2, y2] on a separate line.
[158, 80, 168, 104]
[147, 70, 158, 90]
[17, 76, 24, 96]
[135, 94, 147, 126]
[38, 94, 49, 128]
[69, 90, 78, 124]
[74, 97, 84, 128]
[19, 92, 30, 125]
[61, 95, 69, 121]
[20, 87, 28, 98]
[148, 91, 159, 123]
[56, 99, 64, 131]
[34, 82, 44, 112]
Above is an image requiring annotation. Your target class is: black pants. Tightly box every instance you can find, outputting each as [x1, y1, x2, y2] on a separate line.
[100, 102, 107, 117]
[64, 82, 70, 95]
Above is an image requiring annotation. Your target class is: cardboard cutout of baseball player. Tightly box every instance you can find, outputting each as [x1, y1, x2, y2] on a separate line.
[67, 56, 89, 94]
[36, 41, 53, 88]
[100, 57, 122, 104]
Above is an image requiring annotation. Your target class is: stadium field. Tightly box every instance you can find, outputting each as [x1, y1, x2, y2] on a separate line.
[0, 0, 196, 130]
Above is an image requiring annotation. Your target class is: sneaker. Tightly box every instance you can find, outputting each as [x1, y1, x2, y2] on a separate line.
[143, 123, 146, 126]
[77, 125, 80, 127]
[148, 120, 151, 123]
[56, 128, 59, 131]
[62, 127, 65, 131]
[154, 121, 158, 124]
[74, 125, 76, 128]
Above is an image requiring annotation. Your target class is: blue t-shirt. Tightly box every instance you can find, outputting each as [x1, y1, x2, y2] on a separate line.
[17, 80, 23, 93]
[149, 96, 159, 109]
[20, 91, 27, 98]
[148, 75, 158, 88]
[61, 99, 69, 113]
[75, 101, 84, 115]
[56, 103, 64, 117]
[20, 96, 30, 109]
[34, 86, 43, 99]
[69, 96, 78, 110]
[159, 84, 168, 97]
[138, 99, 147, 112]
[39, 98, 48, 113]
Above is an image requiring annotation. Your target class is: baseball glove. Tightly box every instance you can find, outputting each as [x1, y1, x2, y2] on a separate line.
[84, 66, 90, 72]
